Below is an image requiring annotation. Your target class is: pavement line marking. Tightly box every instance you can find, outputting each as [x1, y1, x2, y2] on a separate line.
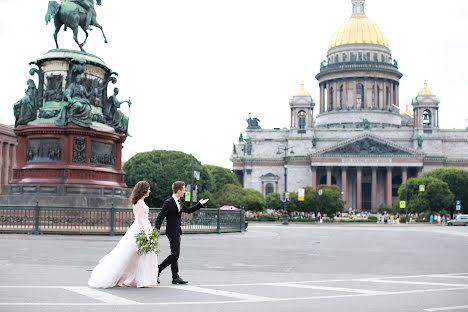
[357, 280, 468, 287]
[62, 286, 139, 304]
[424, 305, 468, 311]
[0, 286, 465, 306]
[270, 282, 389, 295]
[353, 273, 468, 281]
[171, 285, 272, 301]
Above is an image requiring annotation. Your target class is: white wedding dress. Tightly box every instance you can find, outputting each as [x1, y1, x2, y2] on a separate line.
[88, 199, 158, 288]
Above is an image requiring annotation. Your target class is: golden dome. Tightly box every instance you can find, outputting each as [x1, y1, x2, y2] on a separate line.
[329, 16, 389, 49]
[297, 82, 310, 96]
[418, 81, 433, 96]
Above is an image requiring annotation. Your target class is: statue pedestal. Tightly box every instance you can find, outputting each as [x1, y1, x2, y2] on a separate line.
[3, 49, 132, 209]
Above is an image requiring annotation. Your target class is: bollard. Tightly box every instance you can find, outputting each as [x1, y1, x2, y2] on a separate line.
[110, 203, 115, 236]
[216, 208, 220, 234]
[34, 201, 39, 235]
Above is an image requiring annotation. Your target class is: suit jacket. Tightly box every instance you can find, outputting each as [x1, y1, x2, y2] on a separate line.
[155, 197, 201, 237]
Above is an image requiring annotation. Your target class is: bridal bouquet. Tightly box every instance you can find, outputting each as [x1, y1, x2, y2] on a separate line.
[135, 230, 160, 255]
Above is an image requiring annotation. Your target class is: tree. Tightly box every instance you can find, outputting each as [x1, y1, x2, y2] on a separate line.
[316, 185, 345, 216]
[265, 192, 283, 211]
[203, 165, 241, 193]
[303, 187, 319, 213]
[123, 150, 212, 207]
[216, 184, 265, 211]
[398, 176, 454, 214]
[421, 167, 468, 214]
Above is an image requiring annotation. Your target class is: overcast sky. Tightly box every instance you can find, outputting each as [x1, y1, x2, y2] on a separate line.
[1, 0, 467, 169]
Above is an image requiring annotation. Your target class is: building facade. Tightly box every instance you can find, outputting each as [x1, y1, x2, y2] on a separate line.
[231, 0, 468, 212]
[0, 124, 17, 194]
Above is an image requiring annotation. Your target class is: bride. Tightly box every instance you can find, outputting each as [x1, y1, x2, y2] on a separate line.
[88, 181, 158, 288]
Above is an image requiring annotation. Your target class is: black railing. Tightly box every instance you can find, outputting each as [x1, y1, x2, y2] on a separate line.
[0, 204, 245, 235]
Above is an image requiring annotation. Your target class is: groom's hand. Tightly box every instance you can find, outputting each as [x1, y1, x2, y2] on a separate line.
[199, 198, 209, 205]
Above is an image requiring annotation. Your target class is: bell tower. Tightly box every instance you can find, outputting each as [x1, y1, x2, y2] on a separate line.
[412, 82, 440, 129]
[289, 82, 315, 131]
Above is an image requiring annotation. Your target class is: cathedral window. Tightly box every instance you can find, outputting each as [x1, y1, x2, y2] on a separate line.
[374, 53, 378, 61]
[356, 83, 364, 108]
[381, 54, 385, 62]
[329, 87, 334, 110]
[298, 110, 307, 129]
[386, 86, 390, 106]
[335, 54, 339, 63]
[265, 183, 274, 195]
[366, 52, 370, 61]
[377, 85, 381, 107]
[358, 52, 363, 61]
[339, 85, 344, 107]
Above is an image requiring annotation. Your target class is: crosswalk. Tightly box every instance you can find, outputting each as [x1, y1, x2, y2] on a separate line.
[1, 273, 467, 309]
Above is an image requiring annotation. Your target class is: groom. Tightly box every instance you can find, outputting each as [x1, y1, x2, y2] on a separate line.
[155, 181, 209, 284]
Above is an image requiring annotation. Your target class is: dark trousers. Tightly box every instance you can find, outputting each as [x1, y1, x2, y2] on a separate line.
[158, 235, 181, 279]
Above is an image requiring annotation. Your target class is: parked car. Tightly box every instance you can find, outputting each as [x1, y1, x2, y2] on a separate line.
[447, 214, 468, 226]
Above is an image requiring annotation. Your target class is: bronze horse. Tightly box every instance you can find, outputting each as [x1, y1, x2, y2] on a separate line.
[45, 0, 108, 52]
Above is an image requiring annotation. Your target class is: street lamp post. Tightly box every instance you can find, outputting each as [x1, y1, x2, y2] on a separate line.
[277, 146, 293, 225]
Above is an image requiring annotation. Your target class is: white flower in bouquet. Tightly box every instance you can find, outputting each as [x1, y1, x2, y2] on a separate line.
[135, 229, 160, 256]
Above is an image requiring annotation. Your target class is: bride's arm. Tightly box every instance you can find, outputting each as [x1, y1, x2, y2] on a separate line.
[134, 201, 146, 230]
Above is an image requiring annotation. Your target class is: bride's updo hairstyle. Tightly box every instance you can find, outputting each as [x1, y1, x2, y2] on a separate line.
[130, 180, 150, 205]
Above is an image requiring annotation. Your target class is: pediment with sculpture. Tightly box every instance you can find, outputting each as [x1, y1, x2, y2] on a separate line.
[314, 134, 422, 157]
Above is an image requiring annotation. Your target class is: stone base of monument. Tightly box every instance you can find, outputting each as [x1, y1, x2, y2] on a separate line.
[0, 184, 130, 208]
[4, 49, 134, 209]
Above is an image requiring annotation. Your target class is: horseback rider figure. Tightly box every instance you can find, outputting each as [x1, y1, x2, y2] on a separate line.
[67, 0, 94, 30]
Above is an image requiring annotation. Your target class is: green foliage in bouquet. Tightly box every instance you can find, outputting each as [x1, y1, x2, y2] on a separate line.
[135, 230, 160, 256]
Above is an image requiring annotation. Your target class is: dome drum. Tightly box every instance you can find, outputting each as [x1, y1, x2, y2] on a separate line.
[316, 109, 403, 128]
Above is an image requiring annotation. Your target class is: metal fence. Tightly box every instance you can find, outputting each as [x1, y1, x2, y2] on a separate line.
[0, 204, 245, 235]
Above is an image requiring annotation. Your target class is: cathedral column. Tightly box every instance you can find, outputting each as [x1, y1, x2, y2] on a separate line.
[374, 79, 378, 108]
[8, 144, 16, 184]
[390, 81, 394, 106]
[344, 80, 348, 108]
[383, 80, 387, 108]
[364, 79, 368, 108]
[386, 167, 393, 206]
[402, 167, 408, 184]
[326, 167, 332, 186]
[371, 167, 377, 212]
[356, 167, 362, 211]
[320, 84, 324, 113]
[341, 167, 347, 202]
[3, 142, 10, 185]
[334, 80, 338, 111]
[0, 143, 3, 187]
[311, 166, 317, 190]
[395, 83, 400, 107]
[353, 80, 357, 108]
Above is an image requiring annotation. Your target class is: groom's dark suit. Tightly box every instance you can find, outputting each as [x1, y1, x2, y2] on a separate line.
[155, 196, 202, 280]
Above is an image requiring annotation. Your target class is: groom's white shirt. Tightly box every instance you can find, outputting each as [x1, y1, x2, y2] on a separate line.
[172, 194, 181, 212]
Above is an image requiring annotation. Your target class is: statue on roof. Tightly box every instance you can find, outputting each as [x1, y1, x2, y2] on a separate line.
[246, 113, 261, 129]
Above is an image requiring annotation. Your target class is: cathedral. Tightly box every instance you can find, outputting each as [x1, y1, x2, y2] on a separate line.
[231, 0, 468, 212]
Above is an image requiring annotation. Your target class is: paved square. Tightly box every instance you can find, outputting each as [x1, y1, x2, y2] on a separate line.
[1, 223, 467, 312]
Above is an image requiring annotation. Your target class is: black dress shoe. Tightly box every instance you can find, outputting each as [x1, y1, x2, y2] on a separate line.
[172, 277, 188, 284]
